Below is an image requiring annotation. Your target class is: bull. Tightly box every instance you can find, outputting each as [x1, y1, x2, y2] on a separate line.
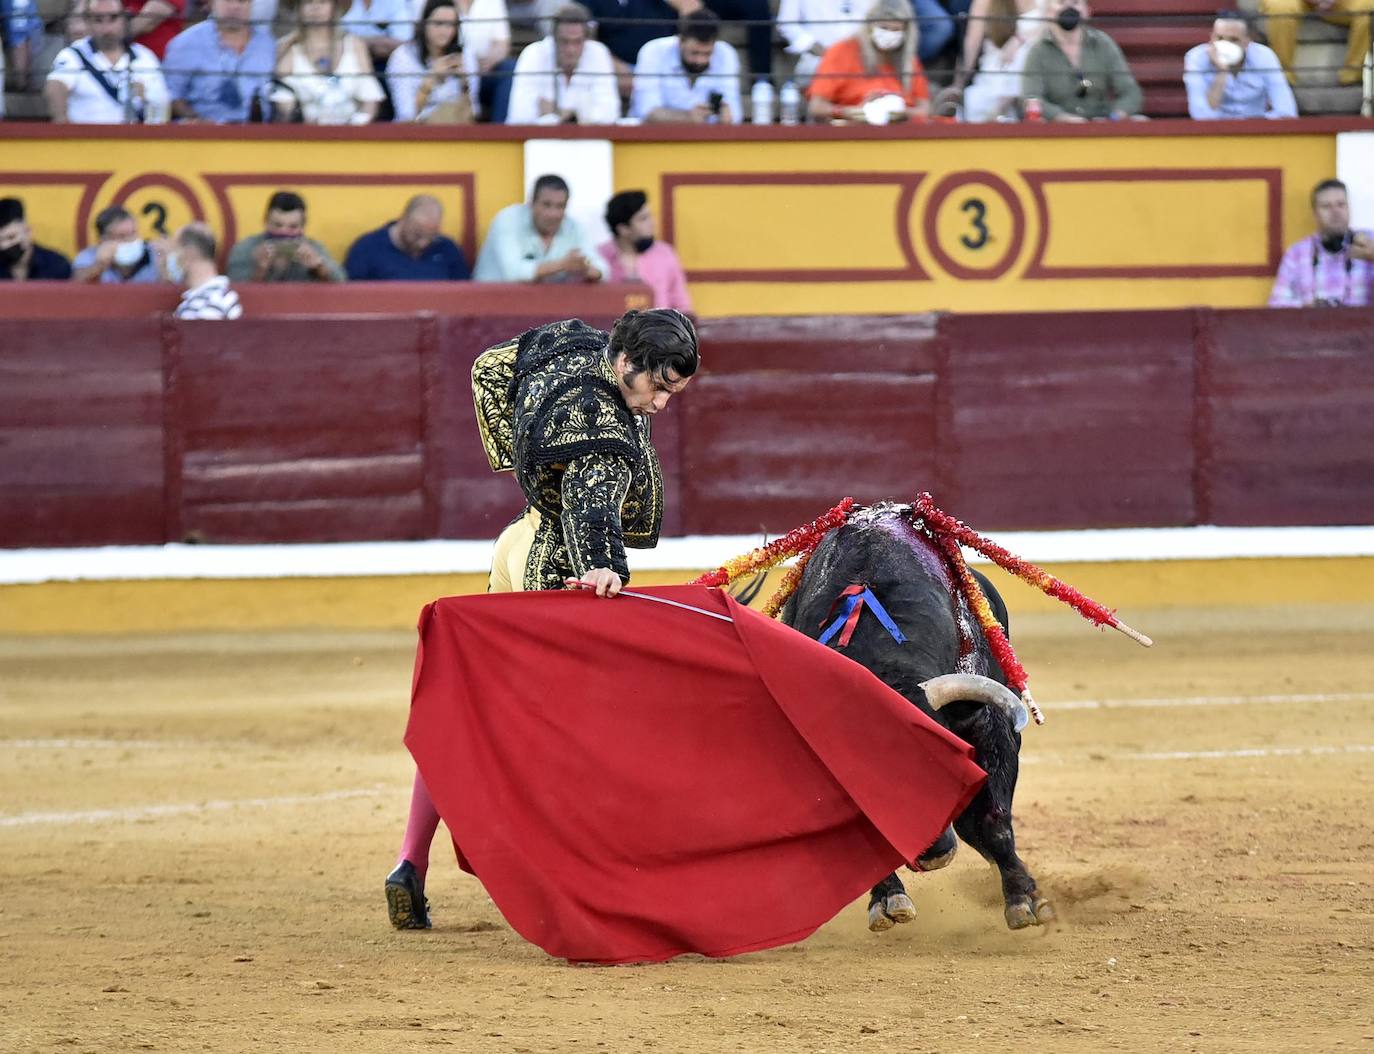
[781, 502, 1056, 931]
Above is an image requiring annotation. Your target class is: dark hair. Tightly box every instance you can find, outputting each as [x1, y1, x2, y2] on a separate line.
[609, 309, 699, 383]
[266, 190, 307, 217]
[178, 224, 217, 260]
[1312, 178, 1347, 206]
[0, 197, 23, 227]
[94, 204, 133, 236]
[1214, 9, 1251, 30]
[604, 190, 648, 235]
[532, 174, 570, 200]
[414, 0, 460, 64]
[552, 1, 590, 29]
[679, 8, 720, 42]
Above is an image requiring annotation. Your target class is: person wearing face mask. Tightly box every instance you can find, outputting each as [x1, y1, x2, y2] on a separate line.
[807, 0, 930, 124]
[596, 190, 692, 312]
[1269, 178, 1374, 308]
[70, 204, 170, 284]
[629, 9, 742, 123]
[1183, 12, 1295, 120]
[0, 198, 72, 282]
[1020, 0, 1141, 122]
[170, 223, 243, 320]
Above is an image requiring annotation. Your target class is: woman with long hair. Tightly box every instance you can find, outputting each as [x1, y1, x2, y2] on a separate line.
[806, 0, 930, 123]
[385, 0, 480, 122]
[950, 0, 1047, 121]
[273, 0, 385, 124]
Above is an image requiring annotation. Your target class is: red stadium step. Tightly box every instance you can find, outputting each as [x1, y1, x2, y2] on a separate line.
[1111, 25, 1208, 52]
[1092, 0, 1217, 16]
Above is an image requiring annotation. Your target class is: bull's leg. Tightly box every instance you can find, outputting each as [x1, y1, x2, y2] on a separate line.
[866, 872, 916, 932]
[913, 825, 958, 871]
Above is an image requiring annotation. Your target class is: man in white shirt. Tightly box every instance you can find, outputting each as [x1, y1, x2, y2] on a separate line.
[629, 9, 741, 123]
[172, 223, 243, 320]
[44, 0, 169, 123]
[506, 2, 620, 124]
[777, 0, 864, 86]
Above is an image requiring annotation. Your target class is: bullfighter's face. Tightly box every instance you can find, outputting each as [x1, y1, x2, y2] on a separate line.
[613, 354, 692, 417]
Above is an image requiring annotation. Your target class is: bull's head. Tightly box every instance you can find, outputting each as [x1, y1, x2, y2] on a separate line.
[919, 674, 1029, 732]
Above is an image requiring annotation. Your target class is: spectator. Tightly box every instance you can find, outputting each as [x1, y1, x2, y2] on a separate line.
[345, 194, 470, 280]
[1184, 11, 1296, 119]
[44, 0, 169, 123]
[951, 0, 1047, 122]
[70, 204, 169, 284]
[162, 0, 275, 123]
[340, 0, 413, 65]
[807, 0, 930, 123]
[122, 0, 185, 59]
[912, 0, 972, 65]
[0, 197, 72, 281]
[386, 0, 478, 121]
[452, 0, 514, 123]
[273, 0, 384, 124]
[506, 2, 619, 124]
[1020, 0, 1141, 121]
[473, 174, 604, 282]
[778, 0, 866, 87]
[2, 0, 45, 95]
[171, 222, 243, 320]
[1260, 0, 1370, 87]
[630, 9, 741, 123]
[1269, 178, 1374, 307]
[597, 189, 691, 311]
[226, 190, 345, 282]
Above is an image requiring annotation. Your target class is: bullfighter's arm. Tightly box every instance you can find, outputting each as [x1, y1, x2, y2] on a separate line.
[559, 452, 634, 582]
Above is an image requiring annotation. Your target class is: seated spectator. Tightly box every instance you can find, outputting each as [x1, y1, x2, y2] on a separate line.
[807, 0, 930, 124]
[912, 0, 972, 64]
[273, 0, 385, 123]
[345, 194, 470, 280]
[1184, 11, 1296, 120]
[171, 223, 243, 320]
[162, 0, 276, 123]
[226, 190, 345, 282]
[473, 174, 604, 282]
[506, 2, 619, 124]
[1269, 178, 1374, 307]
[386, 0, 478, 121]
[1020, 0, 1141, 122]
[778, 0, 866, 87]
[44, 0, 170, 123]
[340, 0, 413, 65]
[1260, 0, 1370, 87]
[2, 0, 45, 96]
[123, 0, 184, 59]
[0, 197, 72, 281]
[630, 9, 741, 123]
[951, 0, 1046, 122]
[597, 189, 692, 311]
[455, 0, 515, 124]
[71, 204, 169, 284]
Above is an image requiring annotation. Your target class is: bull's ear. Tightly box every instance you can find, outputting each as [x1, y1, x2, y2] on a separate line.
[919, 674, 1028, 731]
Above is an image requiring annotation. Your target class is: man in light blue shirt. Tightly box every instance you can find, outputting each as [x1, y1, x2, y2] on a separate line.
[1183, 13, 1296, 120]
[163, 0, 275, 122]
[629, 9, 742, 123]
[473, 174, 606, 283]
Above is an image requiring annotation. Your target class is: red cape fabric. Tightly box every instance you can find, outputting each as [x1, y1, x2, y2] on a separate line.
[404, 584, 986, 964]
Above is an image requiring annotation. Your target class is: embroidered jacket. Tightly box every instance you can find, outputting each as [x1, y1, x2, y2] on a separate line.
[472, 319, 664, 589]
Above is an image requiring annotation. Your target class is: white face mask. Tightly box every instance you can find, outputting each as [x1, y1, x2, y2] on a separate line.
[870, 25, 905, 51]
[165, 250, 185, 284]
[113, 238, 145, 268]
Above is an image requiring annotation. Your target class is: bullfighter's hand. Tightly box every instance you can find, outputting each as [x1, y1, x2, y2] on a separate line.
[566, 568, 623, 597]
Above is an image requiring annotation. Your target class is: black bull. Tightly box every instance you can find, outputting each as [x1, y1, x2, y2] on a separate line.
[781, 504, 1056, 931]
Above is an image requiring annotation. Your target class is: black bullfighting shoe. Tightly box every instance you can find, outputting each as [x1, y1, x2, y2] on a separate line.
[385, 860, 432, 930]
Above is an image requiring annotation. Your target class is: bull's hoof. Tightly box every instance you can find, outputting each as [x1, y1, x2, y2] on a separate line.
[1004, 900, 1037, 930]
[1032, 898, 1057, 925]
[913, 842, 958, 872]
[867, 893, 916, 932]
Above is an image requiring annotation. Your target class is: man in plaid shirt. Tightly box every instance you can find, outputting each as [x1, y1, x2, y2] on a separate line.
[1269, 178, 1374, 307]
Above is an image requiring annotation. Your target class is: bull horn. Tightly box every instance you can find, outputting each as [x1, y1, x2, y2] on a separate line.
[919, 673, 1029, 732]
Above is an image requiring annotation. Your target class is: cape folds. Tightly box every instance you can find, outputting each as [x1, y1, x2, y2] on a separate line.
[405, 584, 987, 964]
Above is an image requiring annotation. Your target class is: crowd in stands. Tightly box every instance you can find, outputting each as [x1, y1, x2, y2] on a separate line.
[0, 176, 696, 311]
[2, 0, 1369, 123]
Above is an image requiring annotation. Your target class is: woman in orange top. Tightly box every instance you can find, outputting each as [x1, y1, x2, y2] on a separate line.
[807, 0, 930, 123]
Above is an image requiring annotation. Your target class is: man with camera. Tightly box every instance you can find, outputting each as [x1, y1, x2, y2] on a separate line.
[226, 190, 345, 283]
[1269, 178, 1374, 308]
[629, 9, 741, 123]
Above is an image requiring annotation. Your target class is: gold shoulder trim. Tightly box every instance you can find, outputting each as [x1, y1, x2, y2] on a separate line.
[472, 340, 518, 473]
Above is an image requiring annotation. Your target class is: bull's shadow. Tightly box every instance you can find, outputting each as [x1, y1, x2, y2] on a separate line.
[781, 502, 1056, 932]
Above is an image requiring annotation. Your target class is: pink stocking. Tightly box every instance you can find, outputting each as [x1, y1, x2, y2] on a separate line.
[397, 770, 441, 880]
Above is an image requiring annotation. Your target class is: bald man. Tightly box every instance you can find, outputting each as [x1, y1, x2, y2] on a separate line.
[343, 195, 471, 281]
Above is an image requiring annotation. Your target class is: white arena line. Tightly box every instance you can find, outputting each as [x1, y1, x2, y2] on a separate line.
[1050, 691, 1374, 711]
[1023, 744, 1374, 765]
[0, 786, 394, 829]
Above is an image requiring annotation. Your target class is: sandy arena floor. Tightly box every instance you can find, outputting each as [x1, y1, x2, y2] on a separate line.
[2, 601, 1372, 1053]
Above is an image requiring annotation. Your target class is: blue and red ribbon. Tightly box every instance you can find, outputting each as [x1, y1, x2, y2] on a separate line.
[818, 584, 907, 648]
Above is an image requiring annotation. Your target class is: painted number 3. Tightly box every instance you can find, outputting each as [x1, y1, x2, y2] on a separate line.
[960, 197, 990, 250]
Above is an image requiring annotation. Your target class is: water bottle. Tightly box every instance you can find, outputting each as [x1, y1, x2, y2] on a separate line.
[750, 78, 775, 125]
[779, 80, 800, 126]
